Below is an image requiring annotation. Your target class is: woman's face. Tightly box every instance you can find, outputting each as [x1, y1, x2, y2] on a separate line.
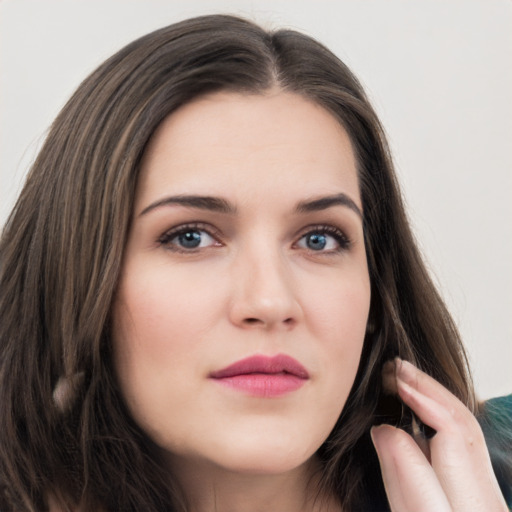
[112, 90, 371, 476]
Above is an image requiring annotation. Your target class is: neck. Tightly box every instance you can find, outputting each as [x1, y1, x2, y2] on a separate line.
[167, 455, 341, 512]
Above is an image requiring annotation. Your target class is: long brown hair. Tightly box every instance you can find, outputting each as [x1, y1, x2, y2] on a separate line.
[0, 14, 475, 511]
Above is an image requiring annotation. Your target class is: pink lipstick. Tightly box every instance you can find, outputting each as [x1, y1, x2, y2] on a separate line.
[209, 354, 309, 397]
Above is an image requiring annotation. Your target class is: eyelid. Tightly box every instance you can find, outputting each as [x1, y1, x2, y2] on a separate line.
[158, 222, 223, 251]
[157, 221, 351, 254]
[293, 224, 351, 252]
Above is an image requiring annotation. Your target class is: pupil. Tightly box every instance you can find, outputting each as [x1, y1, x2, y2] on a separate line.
[178, 230, 201, 248]
[307, 233, 327, 250]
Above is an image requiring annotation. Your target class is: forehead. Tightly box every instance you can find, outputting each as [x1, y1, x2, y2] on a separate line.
[137, 90, 361, 211]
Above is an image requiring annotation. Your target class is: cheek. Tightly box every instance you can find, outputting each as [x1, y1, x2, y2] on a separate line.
[304, 268, 370, 345]
[111, 264, 213, 400]
[114, 262, 222, 353]
[111, 264, 224, 444]
[302, 270, 370, 400]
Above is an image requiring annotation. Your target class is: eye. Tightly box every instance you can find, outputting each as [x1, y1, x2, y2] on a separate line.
[295, 226, 350, 253]
[159, 224, 221, 252]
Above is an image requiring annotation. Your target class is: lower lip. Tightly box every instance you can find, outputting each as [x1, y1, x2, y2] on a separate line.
[211, 373, 306, 397]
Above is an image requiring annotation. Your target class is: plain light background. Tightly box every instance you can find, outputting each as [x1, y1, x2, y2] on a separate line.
[1, 0, 511, 399]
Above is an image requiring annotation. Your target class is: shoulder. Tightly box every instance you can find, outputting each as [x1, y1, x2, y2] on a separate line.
[479, 394, 512, 509]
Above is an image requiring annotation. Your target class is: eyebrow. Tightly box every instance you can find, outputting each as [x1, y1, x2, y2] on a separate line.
[295, 193, 363, 218]
[139, 195, 237, 217]
[139, 192, 362, 218]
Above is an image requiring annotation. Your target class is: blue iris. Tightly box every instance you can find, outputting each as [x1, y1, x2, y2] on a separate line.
[178, 230, 202, 248]
[306, 233, 327, 250]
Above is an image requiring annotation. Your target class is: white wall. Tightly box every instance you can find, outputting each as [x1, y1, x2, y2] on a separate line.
[1, 0, 511, 399]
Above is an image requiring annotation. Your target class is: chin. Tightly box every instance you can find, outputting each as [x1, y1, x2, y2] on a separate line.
[223, 451, 310, 475]
[203, 429, 321, 476]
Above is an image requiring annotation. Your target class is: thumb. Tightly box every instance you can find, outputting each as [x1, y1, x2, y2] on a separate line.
[371, 424, 451, 512]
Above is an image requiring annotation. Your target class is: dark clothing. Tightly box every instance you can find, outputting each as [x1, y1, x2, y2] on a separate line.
[480, 394, 512, 510]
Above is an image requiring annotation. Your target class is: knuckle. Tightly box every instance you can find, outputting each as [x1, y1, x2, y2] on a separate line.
[442, 402, 481, 433]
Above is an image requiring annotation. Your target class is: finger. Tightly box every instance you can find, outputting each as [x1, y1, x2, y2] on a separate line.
[396, 377, 459, 433]
[382, 359, 398, 394]
[394, 359, 483, 440]
[395, 359, 470, 416]
[396, 374, 508, 511]
[371, 424, 451, 512]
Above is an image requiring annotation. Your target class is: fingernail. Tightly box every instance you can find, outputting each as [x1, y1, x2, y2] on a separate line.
[370, 425, 383, 446]
[382, 359, 395, 375]
[381, 359, 398, 395]
[370, 424, 396, 448]
[395, 358, 417, 386]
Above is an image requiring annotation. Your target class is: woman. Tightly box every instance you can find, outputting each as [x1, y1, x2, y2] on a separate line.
[0, 14, 510, 512]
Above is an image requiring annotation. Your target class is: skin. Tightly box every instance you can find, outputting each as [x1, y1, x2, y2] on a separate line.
[112, 90, 370, 511]
[373, 359, 508, 512]
[111, 89, 507, 511]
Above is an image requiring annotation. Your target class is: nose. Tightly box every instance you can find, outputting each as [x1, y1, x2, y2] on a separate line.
[228, 245, 303, 331]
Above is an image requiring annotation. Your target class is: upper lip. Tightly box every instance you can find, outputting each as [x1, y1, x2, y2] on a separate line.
[209, 354, 309, 379]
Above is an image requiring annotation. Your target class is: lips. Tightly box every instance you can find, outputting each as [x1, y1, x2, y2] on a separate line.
[209, 354, 309, 397]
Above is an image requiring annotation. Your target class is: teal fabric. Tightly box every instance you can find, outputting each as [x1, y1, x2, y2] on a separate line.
[480, 394, 512, 509]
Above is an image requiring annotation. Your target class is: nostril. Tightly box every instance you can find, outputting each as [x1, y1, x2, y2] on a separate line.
[243, 317, 295, 326]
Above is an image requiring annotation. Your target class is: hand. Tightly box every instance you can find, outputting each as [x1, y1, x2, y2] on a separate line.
[371, 358, 508, 512]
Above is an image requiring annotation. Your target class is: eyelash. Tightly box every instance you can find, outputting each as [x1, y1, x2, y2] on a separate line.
[297, 224, 351, 253]
[158, 222, 351, 254]
[158, 222, 222, 254]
